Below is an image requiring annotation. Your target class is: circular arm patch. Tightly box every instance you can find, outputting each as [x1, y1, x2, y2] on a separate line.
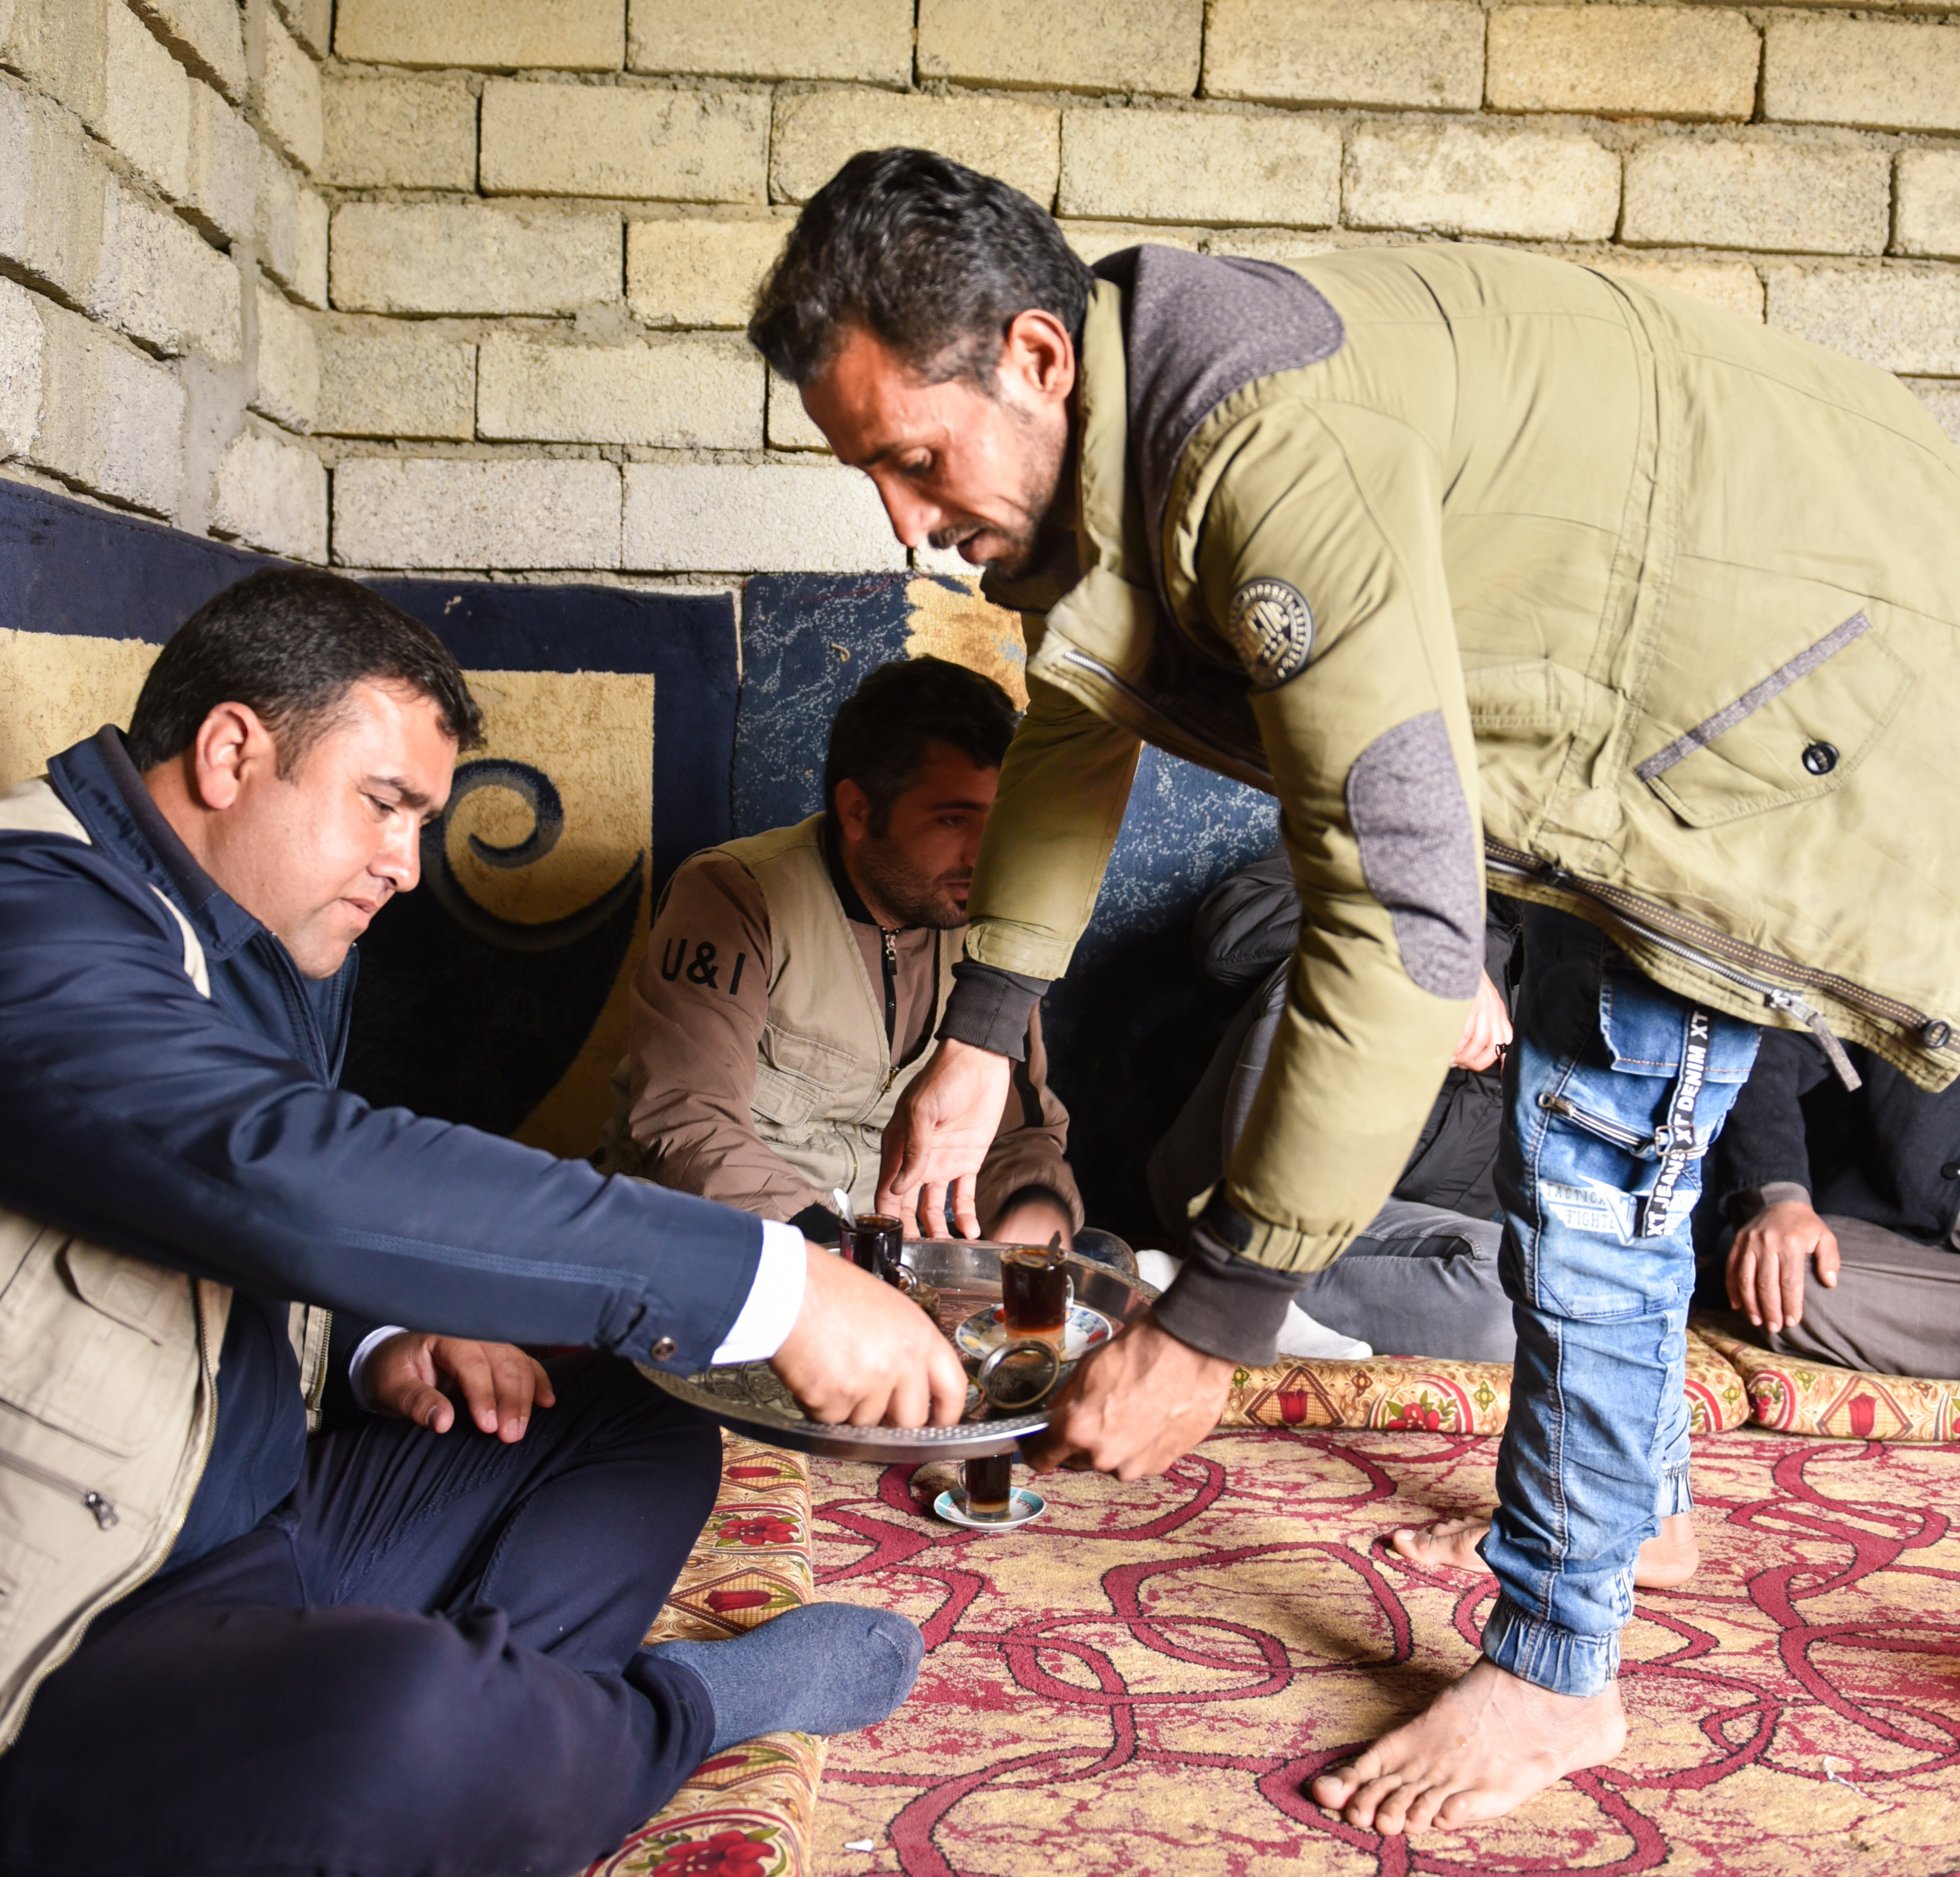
[1225, 578, 1315, 691]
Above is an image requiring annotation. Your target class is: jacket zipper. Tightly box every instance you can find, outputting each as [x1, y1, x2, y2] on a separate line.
[878, 927, 898, 1053]
[0, 1447, 118, 1529]
[0, 1285, 221, 1750]
[1484, 840, 1960, 1090]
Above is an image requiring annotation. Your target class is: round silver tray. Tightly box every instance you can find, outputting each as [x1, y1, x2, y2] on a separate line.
[640, 1238, 1154, 1463]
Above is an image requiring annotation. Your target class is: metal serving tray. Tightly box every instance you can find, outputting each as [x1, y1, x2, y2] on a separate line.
[639, 1238, 1154, 1464]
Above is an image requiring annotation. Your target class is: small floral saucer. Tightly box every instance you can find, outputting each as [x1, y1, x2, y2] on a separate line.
[954, 1302, 1112, 1362]
[934, 1487, 1047, 1529]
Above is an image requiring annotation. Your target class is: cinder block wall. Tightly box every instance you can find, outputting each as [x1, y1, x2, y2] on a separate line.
[0, 0, 330, 561]
[5, 0, 1960, 589]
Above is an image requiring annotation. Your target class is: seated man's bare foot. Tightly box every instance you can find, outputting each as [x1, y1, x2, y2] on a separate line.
[1389, 1511, 1699, 1590]
[1308, 1658, 1627, 1834]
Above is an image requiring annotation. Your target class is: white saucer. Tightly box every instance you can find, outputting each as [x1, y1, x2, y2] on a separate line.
[934, 1486, 1046, 1529]
[954, 1302, 1112, 1362]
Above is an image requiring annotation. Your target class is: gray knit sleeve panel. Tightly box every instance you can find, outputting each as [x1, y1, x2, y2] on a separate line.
[1344, 711, 1484, 1000]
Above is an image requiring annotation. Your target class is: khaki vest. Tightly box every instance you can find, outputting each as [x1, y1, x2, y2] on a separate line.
[0, 779, 330, 1750]
[725, 816, 956, 1217]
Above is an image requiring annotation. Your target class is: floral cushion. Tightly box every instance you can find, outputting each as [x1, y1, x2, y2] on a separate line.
[1221, 1325, 1751, 1436]
[1693, 1319, 1960, 1443]
[582, 1436, 825, 1877]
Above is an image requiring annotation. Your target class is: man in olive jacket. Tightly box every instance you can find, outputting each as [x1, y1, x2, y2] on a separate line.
[749, 149, 1960, 1831]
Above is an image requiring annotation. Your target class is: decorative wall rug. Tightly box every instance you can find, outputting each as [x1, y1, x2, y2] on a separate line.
[808, 1426, 1960, 1876]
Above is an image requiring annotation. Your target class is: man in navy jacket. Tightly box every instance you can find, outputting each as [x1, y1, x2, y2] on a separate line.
[0, 570, 960, 1875]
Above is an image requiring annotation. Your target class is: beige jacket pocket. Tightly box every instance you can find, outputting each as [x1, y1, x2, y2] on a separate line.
[0, 1235, 195, 1456]
[1635, 613, 1915, 828]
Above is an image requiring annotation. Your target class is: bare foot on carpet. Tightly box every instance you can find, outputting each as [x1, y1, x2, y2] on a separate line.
[1309, 1658, 1627, 1834]
[1389, 1511, 1699, 1589]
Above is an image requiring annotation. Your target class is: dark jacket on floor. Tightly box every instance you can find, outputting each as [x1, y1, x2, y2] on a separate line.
[1149, 850, 1520, 1240]
[1713, 1025, 1960, 1248]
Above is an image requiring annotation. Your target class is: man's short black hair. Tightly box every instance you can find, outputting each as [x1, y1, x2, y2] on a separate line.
[125, 568, 485, 774]
[749, 146, 1095, 390]
[824, 656, 1017, 833]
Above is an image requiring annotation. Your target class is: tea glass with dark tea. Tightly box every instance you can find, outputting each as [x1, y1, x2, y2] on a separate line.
[839, 1214, 902, 1283]
[961, 1450, 1016, 1523]
[1000, 1246, 1072, 1350]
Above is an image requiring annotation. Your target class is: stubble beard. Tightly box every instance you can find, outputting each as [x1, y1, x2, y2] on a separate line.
[856, 839, 971, 930]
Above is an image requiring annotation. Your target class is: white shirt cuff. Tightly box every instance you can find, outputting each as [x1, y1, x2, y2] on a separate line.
[710, 1220, 809, 1364]
[347, 1324, 408, 1411]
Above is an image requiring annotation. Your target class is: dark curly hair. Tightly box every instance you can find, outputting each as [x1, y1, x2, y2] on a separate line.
[824, 656, 1017, 834]
[126, 568, 484, 774]
[749, 146, 1094, 390]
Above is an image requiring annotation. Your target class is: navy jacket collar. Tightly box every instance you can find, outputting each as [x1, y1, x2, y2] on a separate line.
[48, 727, 265, 962]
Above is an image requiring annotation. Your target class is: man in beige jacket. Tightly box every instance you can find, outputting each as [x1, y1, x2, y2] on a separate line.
[605, 655, 1086, 1253]
[747, 148, 1960, 1830]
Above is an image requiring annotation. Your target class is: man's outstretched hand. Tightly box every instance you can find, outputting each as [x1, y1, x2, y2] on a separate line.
[1728, 1199, 1839, 1333]
[876, 1037, 1011, 1239]
[1021, 1314, 1235, 1479]
[772, 1241, 969, 1429]
[1450, 969, 1511, 1071]
[364, 1332, 556, 1442]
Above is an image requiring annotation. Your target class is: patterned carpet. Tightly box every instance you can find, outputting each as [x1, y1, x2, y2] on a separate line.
[807, 1428, 1960, 1877]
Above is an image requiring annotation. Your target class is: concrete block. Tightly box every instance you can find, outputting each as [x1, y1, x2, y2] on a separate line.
[130, 0, 247, 102]
[317, 323, 476, 440]
[477, 331, 762, 448]
[0, 277, 47, 459]
[208, 425, 326, 561]
[1345, 121, 1619, 243]
[1203, 0, 1483, 112]
[1622, 140, 1888, 258]
[626, 215, 787, 328]
[622, 462, 903, 573]
[2, 282, 185, 515]
[767, 364, 830, 451]
[333, 457, 623, 571]
[1904, 379, 1960, 449]
[293, 185, 327, 310]
[333, 0, 625, 72]
[1765, 19, 1960, 135]
[1895, 150, 1960, 262]
[480, 80, 766, 205]
[919, 0, 1203, 98]
[1059, 107, 1339, 228]
[186, 79, 260, 244]
[1767, 267, 1960, 376]
[94, 176, 242, 362]
[772, 89, 1060, 210]
[253, 281, 316, 431]
[323, 75, 476, 190]
[260, 8, 323, 174]
[1198, 227, 1343, 271]
[0, 79, 109, 309]
[1488, 7, 1757, 122]
[103, 0, 190, 201]
[1586, 255, 1765, 324]
[330, 203, 621, 317]
[628, 0, 912, 85]
[273, 0, 331, 60]
[1063, 221, 1203, 266]
[0, 0, 109, 135]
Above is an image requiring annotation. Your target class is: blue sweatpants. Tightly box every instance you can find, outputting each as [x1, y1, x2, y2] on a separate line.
[0, 1352, 725, 1876]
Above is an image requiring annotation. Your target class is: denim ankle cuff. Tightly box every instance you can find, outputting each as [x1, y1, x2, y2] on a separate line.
[1655, 1459, 1694, 1520]
[1481, 1591, 1620, 1697]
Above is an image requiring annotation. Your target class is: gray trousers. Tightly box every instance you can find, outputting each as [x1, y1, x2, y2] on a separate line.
[1712, 1214, 1960, 1380]
[1292, 1198, 1514, 1363]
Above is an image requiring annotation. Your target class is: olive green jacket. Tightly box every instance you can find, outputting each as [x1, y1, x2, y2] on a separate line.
[962, 243, 1960, 1290]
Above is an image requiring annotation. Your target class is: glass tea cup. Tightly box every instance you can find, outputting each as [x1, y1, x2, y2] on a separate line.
[961, 1450, 1016, 1523]
[999, 1245, 1072, 1351]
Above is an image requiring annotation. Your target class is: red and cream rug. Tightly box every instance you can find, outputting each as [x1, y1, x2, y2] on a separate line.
[808, 1427, 1960, 1877]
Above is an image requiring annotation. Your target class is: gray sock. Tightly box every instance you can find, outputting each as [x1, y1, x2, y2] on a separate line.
[640, 1602, 924, 1755]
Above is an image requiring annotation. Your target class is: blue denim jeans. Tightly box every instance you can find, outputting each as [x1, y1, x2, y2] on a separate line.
[1480, 907, 1758, 1697]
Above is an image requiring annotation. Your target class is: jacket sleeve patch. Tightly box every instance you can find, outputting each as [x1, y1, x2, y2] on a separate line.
[1226, 578, 1316, 692]
[1345, 712, 1483, 1001]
